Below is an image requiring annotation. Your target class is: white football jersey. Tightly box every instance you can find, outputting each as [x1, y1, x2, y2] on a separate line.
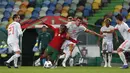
[100, 25, 114, 41]
[7, 21, 23, 43]
[66, 21, 86, 39]
[115, 22, 130, 40]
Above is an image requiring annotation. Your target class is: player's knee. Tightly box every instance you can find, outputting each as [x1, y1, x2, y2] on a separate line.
[117, 48, 123, 53]
[102, 50, 107, 54]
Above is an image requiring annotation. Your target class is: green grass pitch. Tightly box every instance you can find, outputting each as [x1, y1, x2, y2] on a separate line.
[0, 66, 130, 73]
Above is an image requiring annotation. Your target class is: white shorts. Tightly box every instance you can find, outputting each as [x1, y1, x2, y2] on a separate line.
[102, 40, 113, 52]
[61, 40, 76, 53]
[8, 42, 21, 52]
[119, 40, 130, 51]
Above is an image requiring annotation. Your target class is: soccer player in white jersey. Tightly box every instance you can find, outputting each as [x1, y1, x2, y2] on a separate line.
[114, 14, 130, 69]
[5, 14, 23, 68]
[60, 17, 103, 67]
[98, 18, 118, 67]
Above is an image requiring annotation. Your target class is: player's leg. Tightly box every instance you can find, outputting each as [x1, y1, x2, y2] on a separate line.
[5, 43, 21, 68]
[62, 47, 71, 67]
[102, 41, 107, 67]
[107, 41, 113, 67]
[117, 40, 129, 69]
[50, 49, 59, 68]
[35, 46, 50, 66]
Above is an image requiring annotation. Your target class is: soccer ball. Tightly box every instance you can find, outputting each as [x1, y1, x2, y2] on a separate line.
[44, 61, 52, 68]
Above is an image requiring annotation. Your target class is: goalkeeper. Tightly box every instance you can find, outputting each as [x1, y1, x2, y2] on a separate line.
[34, 25, 52, 66]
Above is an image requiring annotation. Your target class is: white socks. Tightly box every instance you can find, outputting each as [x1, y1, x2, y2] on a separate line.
[59, 54, 65, 59]
[35, 58, 40, 65]
[118, 52, 128, 65]
[14, 58, 18, 67]
[102, 54, 107, 67]
[6, 54, 20, 67]
[62, 53, 70, 65]
[108, 53, 112, 67]
[7, 54, 20, 63]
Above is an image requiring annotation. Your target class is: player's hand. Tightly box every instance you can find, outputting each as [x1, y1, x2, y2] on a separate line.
[98, 34, 104, 38]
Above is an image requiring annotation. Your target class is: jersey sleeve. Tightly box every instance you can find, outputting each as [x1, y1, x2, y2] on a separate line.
[114, 25, 118, 30]
[80, 25, 87, 31]
[100, 27, 104, 32]
[17, 23, 23, 36]
[124, 23, 130, 31]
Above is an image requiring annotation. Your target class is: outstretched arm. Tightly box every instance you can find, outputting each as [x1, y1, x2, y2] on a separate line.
[85, 28, 103, 38]
[41, 20, 55, 31]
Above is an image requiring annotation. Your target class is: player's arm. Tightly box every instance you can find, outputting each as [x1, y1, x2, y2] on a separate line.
[97, 31, 103, 46]
[17, 23, 23, 36]
[42, 23, 55, 31]
[102, 29, 114, 33]
[66, 33, 78, 43]
[85, 28, 103, 38]
[113, 30, 119, 42]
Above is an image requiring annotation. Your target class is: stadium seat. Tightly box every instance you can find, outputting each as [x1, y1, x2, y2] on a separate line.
[40, 11, 46, 17]
[55, 3, 62, 12]
[127, 13, 130, 19]
[115, 5, 122, 10]
[58, 0, 64, 5]
[43, 0, 50, 6]
[68, 9, 75, 16]
[83, 9, 90, 17]
[50, 0, 57, 5]
[62, 6, 70, 12]
[114, 8, 120, 13]
[121, 8, 128, 17]
[1, 21, 8, 27]
[48, 3, 55, 11]
[15, 1, 22, 6]
[22, 1, 29, 7]
[54, 13, 60, 16]
[92, 2, 100, 10]
[0, 14, 4, 21]
[27, 7, 34, 13]
[0, 8, 5, 13]
[31, 10, 39, 19]
[77, 5, 85, 12]
[75, 11, 83, 17]
[64, 0, 72, 5]
[87, 0, 94, 4]
[126, 19, 130, 27]
[34, 7, 41, 12]
[46, 10, 54, 16]
[123, 2, 129, 10]
[70, 3, 77, 11]
[61, 12, 68, 17]
[3, 11, 11, 19]
[94, 0, 101, 6]
[72, 0, 79, 4]
[41, 7, 48, 12]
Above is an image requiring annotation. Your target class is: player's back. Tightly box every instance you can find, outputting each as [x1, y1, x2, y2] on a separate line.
[7, 21, 21, 43]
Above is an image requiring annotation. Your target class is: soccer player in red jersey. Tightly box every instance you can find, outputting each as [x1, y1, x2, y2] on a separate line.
[35, 23, 78, 66]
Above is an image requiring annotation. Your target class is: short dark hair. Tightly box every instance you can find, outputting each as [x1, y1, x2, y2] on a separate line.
[13, 14, 20, 20]
[115, 14, 123, 21]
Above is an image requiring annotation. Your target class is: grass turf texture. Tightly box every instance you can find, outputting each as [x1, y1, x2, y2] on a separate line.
[0, 66, 130, 73]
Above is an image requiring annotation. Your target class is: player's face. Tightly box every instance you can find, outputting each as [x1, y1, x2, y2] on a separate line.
[68, 17, 73, 22]
[116, 19, 120, 24]
[60, 25, 66, 33]
[42, 27, 47, 32]
[75, 19, 81, 26]
[15, 15, 21, 22]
